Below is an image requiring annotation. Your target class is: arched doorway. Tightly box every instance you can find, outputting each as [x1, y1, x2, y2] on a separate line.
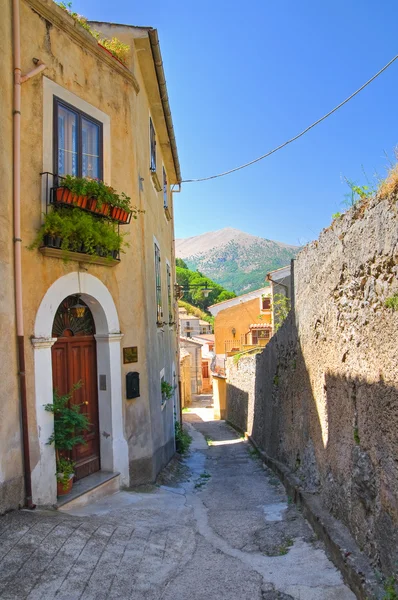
[51, 295, 100, 480]
[32, 272, 129, 505]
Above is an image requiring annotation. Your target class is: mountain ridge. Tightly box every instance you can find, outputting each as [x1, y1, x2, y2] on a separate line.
[175, 228, 300, 295]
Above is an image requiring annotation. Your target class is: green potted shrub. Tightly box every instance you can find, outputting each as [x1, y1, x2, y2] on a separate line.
[29, 208, 128, 261]
[161, 380, 174, 405]
[45, 383, 90, 496]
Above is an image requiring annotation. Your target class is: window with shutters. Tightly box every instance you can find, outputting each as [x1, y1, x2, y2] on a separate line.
[155, 243, 163, 324]
[166, 262, 173, 323]
[150, 117, 156, 172]
[163, 167, 168, 208]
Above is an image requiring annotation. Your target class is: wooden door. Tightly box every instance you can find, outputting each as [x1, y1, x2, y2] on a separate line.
[52, 296, 100, 480]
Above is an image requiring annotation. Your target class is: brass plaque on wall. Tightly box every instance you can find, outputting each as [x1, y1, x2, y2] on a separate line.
[123, 346, 138, 364]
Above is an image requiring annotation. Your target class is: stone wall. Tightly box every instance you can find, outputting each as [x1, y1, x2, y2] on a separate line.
[226, 192, 398, 578]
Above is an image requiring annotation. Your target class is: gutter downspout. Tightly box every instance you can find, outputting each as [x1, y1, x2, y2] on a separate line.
[12, 0, 46, 509]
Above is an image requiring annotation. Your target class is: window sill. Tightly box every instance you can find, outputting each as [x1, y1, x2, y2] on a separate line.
[150, 170, 162, 192]
[39, 247, 120, 267]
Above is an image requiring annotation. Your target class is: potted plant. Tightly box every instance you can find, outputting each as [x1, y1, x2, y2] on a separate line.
[29, 208, 128, 261]
[53, 175, 140, 223]
[44, 383, 90, 496]
[55, 456, 75, 495]
[161, 380, 174, 405]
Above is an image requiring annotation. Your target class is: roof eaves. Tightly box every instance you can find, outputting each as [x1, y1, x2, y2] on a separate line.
[148, 29, 182, 184]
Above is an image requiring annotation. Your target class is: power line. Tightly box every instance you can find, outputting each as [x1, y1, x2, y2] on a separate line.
[182, 54, 398, 183]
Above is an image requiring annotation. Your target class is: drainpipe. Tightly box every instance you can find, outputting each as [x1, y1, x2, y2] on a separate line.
[12, 0, 46, 509]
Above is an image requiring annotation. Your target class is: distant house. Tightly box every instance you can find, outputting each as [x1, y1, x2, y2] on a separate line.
[178, 307, 212, 337]
[208, 287, 272, 369]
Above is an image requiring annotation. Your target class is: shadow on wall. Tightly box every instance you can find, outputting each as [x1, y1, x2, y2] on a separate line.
[227, 311, 398, 579]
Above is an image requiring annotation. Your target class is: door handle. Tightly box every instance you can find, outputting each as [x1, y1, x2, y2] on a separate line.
[83, 401, 89, 405]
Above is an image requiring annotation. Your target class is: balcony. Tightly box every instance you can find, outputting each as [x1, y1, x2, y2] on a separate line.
[34, 173, 129, 266]
[224, 340, 241, 355]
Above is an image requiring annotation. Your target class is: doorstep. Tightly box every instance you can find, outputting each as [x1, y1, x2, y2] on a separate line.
[56, 471, 120, 511]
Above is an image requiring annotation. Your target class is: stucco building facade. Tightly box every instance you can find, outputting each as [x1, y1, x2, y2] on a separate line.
[209, 287, 273, 369]
[1, 0, 181, 511]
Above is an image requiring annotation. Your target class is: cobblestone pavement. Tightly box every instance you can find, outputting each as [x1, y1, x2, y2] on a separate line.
[0, 411, 356, 599]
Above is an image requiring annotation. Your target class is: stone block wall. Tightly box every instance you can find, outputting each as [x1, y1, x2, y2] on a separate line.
[226, 193, 398, 578]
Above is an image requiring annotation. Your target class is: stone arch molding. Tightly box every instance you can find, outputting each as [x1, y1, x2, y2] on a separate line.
[31, 272, 129, 506]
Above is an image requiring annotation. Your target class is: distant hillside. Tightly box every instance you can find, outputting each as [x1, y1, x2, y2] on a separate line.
[176, 228, 300, 295]
[176, 259, 235, 312]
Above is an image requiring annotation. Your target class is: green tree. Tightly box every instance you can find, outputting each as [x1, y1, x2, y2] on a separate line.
[274, 294, 291, 331]
[176, 258, 188, 269]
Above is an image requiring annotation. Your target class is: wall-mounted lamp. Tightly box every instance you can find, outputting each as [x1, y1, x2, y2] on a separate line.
[70, 294, 86, 318]
[175, 281, 213, 300]
[232, 327, 236, 338]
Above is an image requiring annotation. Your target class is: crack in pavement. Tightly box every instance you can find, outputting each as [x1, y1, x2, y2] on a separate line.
[180, 414, 356, 600]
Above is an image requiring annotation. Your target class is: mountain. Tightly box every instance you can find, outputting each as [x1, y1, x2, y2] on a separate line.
[175, 227, 300, 295]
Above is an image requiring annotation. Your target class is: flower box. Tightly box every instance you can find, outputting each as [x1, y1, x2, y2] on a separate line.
[98, 42, 128, 68]
[54, 187, 130, 223]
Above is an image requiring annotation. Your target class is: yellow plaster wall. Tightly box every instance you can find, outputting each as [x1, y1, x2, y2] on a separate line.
[0, 0, 180, 507]
[0, 0, 25, 511]
[180, 355, 191, 408]
[213, 376, 226, 420]
[214, 297, 272, 355]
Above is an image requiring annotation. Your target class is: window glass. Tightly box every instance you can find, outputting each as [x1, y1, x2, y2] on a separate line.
[150, 118, 156, 172]
[82, 118, 100, 179]
[55, 99, 103, 180]
[57, 105, 78, 176]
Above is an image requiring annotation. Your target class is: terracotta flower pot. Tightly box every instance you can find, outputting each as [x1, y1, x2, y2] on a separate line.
[102, 203, 110, 216]
[56, 187, 67, 203]
[57, 474, 74, 496]
[80, 195, 88, 209]
[111, 206, 119, 220]
[89, 198, 97, 211]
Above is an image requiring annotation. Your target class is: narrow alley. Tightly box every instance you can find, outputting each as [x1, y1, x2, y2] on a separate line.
[0, 406, 355, 600]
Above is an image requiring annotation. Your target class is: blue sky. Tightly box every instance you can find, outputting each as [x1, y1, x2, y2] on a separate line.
[73, 0, 398, 246]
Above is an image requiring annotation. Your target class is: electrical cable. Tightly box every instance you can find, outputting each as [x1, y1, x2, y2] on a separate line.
[182, 54, 398, 183]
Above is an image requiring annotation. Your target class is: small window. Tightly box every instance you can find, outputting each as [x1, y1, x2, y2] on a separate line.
[155, 243, 162, 324]
[163, 167, 168, 208]
[252, 328, 270, 344]
[262, 297, 271, 311]
[54, 97, 103, 179]
[150, 117, 156, 172]
[166, 262, 173, 323]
